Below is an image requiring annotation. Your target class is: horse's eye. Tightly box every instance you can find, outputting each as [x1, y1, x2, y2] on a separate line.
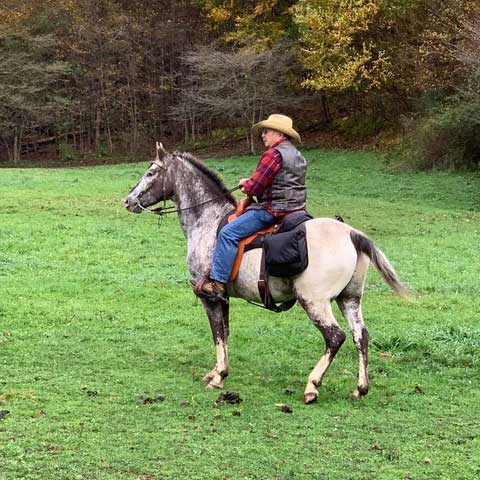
[146, 171, 154, 178]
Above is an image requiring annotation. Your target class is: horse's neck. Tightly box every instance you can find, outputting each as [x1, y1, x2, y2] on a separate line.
[177, 200, 229, 244]
[171, 160, 233, 270]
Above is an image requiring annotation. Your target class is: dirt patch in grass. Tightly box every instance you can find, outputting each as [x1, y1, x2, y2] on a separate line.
[215, 391, 242, 405]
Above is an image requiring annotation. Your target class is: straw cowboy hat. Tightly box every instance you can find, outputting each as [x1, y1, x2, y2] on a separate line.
[253, 114, 301, 143]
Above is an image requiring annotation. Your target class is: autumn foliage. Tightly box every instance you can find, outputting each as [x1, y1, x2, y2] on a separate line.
[0, 0, 479, 168]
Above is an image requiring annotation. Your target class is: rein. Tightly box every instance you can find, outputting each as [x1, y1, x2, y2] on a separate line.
[137, 185, 241, 216]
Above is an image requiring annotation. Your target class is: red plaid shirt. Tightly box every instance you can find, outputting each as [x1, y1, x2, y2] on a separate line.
[242, 139, 287, 217]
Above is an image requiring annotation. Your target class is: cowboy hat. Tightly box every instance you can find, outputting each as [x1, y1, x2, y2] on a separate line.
[253, 114, 301, 142]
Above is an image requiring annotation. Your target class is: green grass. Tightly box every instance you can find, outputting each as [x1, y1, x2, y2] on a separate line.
[0, 150, 479, 479]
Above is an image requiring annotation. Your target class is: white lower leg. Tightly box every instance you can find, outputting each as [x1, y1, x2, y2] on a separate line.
[296, 298, 346, 404]
[304, 352, 335, 403]
[207, 340, 228, 389]
[351, 324, 369, 396]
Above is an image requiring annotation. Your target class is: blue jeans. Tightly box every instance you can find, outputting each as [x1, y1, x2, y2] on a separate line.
[210, 209, 276, 283]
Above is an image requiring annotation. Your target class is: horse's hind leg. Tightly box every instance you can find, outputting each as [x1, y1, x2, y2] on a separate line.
[336, 259, 369, 400]
[297, 297, 346, 404]
[202, 299, 229, 389]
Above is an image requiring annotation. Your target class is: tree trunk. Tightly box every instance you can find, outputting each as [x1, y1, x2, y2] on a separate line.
[2, 137, 12, 163]
[321, 90, 331, 124]
[250, 129, 256, 155]
[99, 75, 113, 154]
[13, 125, 23, 164]
[184, 113, 189, 143]
[13, 135, 18, 165]
[95, 103, 101, 152]
[190, 112, 196, 142]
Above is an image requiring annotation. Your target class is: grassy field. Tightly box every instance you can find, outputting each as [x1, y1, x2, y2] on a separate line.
[0, 150, 479, 479]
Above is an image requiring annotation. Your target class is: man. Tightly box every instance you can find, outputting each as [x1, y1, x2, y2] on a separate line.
[198, 113, 307, 300]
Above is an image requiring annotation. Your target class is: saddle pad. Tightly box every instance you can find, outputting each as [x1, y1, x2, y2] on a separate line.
[264, 224, 309, 277]
[278, 210, 313, 233]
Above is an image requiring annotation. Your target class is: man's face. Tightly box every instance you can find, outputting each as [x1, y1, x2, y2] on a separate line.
[261, 129, 283, 148]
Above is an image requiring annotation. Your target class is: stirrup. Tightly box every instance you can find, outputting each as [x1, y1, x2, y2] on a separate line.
[194, 277, 227, 303]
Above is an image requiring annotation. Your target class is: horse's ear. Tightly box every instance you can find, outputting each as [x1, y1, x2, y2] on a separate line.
[155, 141, 168, 161]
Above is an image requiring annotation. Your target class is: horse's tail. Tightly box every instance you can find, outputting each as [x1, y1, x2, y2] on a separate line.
[350, 230, 410, 298]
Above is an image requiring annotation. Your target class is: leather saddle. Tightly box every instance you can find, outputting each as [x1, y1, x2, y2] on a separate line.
[218, 198, 312, 312]
[223, 198, 279, 282]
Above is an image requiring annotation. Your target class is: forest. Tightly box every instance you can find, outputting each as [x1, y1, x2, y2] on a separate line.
[0, 0, 479, 169]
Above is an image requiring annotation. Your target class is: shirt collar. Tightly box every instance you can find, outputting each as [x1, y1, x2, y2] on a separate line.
[271, 138, 288, 149]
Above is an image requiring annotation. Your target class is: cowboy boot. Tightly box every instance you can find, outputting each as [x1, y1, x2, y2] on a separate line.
[195, 278, 227, 302]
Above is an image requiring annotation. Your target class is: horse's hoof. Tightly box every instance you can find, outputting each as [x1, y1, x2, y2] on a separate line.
[350, 389, 364, 401]
[203, 372, 215, 383]
[207, 380, 224, 389]
[304, 392, 318, 404]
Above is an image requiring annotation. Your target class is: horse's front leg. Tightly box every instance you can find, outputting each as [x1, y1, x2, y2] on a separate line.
[202, 299, 229, 389]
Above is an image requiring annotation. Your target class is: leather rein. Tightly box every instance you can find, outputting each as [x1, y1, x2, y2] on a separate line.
[136, 159, 241, 216]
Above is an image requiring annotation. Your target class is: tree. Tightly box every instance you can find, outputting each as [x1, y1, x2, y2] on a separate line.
[404, 16, 480, 170]
[293, 0, 480, 96]
[196, 0, 297, 49]
[455, 17, 480, 72]
[57, 0, 210, 155]
[0, 29, 72, 163]
[0, 0, 210, 161]
[173, 43, 310, 152]
[294, 0, 390, 93]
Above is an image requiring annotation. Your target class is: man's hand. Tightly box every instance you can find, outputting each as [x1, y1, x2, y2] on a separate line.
[238, 178, 249, 193]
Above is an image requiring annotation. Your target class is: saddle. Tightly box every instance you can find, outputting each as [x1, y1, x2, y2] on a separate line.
[219, 198, 312, 312]
[226, 198, 279, 282]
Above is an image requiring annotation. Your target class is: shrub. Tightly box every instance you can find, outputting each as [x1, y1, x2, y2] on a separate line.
[95, 142, 110, 160]
[58, 142, 81, 162]
[399, 96, 480, 171]
[392, 18, 480, 171]
[180, 127, 246, 152]
[335, 112, 386, 142]
[210, 127, 245, 144]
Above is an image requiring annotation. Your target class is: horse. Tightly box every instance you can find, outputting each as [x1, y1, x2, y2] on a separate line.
[124, 143, 408, 404]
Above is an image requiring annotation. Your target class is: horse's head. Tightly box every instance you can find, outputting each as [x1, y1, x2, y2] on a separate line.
[124, 142, 175, 213]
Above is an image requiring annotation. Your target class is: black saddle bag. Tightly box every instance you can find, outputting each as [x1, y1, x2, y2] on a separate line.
[264, 224, 308, 277]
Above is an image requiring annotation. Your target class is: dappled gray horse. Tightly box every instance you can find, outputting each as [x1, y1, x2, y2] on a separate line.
[125, 144, 408, 403]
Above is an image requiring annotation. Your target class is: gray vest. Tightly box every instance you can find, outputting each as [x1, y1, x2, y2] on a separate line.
[257, 141, 307, 212]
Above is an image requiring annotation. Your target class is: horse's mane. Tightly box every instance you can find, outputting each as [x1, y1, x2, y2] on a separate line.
[175, 151, 237, 206]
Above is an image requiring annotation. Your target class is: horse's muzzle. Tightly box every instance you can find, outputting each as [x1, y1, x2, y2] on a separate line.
[124, 196, 142, 213]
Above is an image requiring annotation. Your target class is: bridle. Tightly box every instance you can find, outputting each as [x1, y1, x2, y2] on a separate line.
[135, 158, 241, 216]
